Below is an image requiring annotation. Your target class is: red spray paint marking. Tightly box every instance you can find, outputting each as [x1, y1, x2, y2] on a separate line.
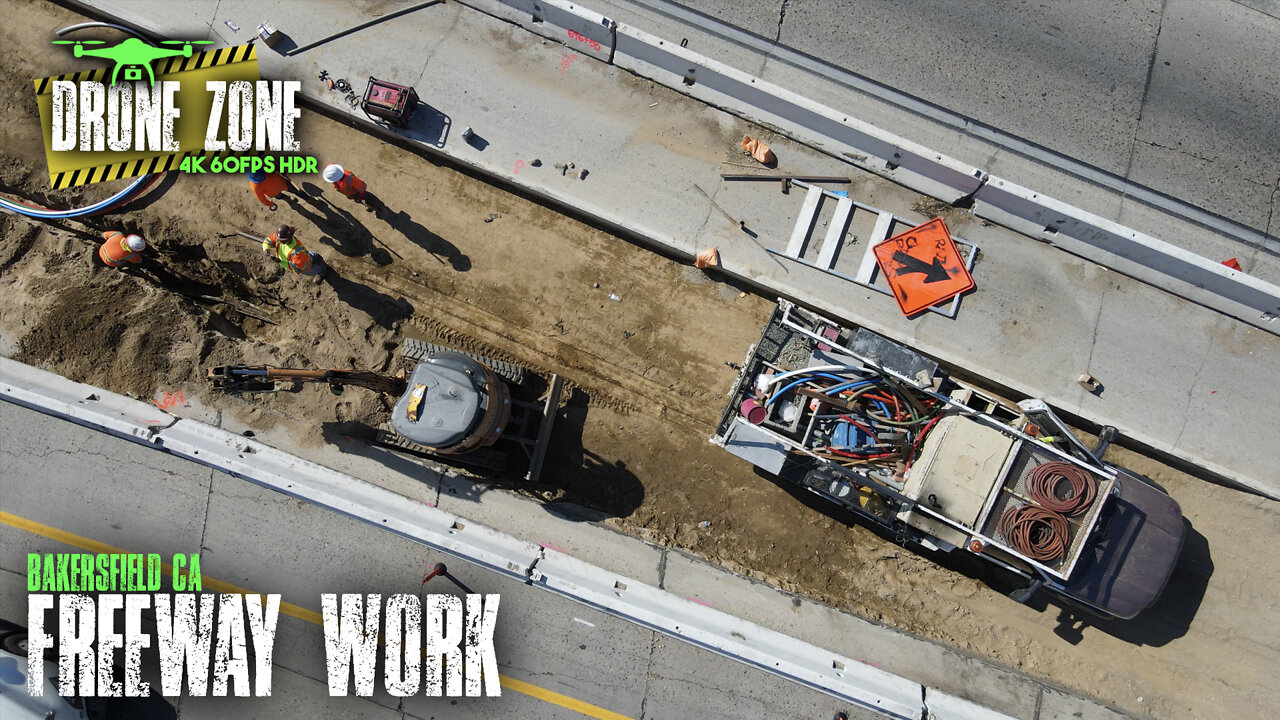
[153, 390, 186, 411]
[514, 159, 525, 174]
[566, 30, 602, 52]
[559, 51, 580, 74]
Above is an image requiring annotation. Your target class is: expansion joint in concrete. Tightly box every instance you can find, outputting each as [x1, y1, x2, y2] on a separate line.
[1266, 173, 1280, 241]
[656, 547, 668, 590]
[774, 0, 791, 43]
[637, 630, 659, 720]
[1124, 0, 1168, 180]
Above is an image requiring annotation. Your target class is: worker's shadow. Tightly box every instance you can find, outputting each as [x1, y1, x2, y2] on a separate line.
[379, 207, 471, 272]
[285, 183, 394, 266]
[536, 387, 644, 519]
[324, 272, 413, 330]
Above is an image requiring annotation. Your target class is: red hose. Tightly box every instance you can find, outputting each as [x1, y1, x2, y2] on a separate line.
[1026, 461, 1096, 516]
[998, 504, 1069, 562]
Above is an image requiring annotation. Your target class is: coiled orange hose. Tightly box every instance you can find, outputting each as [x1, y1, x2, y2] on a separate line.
[1026, 461, 1096, 516]
[998, 504, 1069, 562]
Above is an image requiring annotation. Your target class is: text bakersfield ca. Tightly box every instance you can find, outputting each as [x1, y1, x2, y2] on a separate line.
[25, 553, 501, 699]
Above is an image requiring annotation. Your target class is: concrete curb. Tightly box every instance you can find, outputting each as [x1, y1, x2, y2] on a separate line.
[2, 356, 1026, 720]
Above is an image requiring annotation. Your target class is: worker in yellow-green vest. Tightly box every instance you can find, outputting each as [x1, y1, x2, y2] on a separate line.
[263, 225, 327, 283]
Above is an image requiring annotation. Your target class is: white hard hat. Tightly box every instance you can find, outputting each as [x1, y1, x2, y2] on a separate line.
[322, 163, 345, 183]
[125, 234, 145, 251]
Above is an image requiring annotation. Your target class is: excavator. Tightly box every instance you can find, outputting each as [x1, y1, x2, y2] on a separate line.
[207, 339, 563, 481]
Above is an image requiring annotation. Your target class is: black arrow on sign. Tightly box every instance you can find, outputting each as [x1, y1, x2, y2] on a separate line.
[892, 251, 951, 283]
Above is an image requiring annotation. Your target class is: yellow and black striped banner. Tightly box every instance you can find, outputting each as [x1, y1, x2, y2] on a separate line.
[35, 43, 258, 189]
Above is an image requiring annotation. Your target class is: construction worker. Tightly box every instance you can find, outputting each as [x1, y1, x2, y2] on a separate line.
[263, 225, 327, 284]
[96, 230, 145, 268]
[322, 163, 375, 212]
[247, 169, 292, 211]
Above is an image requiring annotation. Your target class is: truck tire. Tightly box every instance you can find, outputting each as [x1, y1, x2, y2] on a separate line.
[400, 339, 529, 388]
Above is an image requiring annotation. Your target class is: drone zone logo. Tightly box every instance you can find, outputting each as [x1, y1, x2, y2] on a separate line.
[37, 32, 304, 187]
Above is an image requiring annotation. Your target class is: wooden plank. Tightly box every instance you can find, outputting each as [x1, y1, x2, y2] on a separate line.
[816, 197, 853, 270]
[785, 186, 824, 259]
[855, 211, 896, 283]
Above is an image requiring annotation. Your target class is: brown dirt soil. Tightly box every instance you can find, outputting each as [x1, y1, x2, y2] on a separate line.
[2, 3, 1277, 719]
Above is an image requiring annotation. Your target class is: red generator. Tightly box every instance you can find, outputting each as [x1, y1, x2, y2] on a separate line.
[361, 77, 420, 127]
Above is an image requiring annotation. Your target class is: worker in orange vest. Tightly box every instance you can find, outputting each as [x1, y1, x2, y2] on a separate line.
[262, 225, 327, 283]
[322, 163, 376, 212]
[96, 230, 146, 268]
[247, 170, 293, 211]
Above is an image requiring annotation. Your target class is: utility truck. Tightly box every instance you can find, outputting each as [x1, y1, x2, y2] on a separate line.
[712, 300, 1185, 619]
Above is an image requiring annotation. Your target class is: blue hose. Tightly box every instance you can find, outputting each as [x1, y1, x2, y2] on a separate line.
[765, 373, 869, 407]
[823, 380, 873, 395]
[0, 174, 156, 219]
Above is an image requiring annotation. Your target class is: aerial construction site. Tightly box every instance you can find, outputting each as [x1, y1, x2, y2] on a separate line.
[2, 1, 1278, 719]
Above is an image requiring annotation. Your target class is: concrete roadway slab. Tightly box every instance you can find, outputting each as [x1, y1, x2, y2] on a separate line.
[1130, 0, 1280, 234]
[680, 0, 1280, 244]
[777, 0, 1161, 178]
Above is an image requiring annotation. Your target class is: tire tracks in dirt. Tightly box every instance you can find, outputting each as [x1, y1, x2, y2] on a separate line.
[345, 263, 722, 432]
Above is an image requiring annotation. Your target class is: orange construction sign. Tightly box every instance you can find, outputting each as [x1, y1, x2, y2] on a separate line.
[872, 218, 974, 316]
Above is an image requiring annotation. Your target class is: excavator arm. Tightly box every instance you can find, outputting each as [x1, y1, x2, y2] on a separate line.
[207, 365, 407, 396]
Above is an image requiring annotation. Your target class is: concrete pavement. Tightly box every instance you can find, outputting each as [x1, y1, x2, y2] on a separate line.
[64, 0, 1280, 498]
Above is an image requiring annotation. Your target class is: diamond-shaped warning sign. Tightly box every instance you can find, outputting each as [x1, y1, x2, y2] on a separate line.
[872, 218, 975, 316]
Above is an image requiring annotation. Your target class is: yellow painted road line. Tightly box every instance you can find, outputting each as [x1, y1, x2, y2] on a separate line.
[500, 676, 634, 720]
[0, 511, 323, 625]
[1, 510, 635, 720]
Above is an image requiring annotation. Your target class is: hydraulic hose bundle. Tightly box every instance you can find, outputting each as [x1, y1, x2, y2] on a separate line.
[759, 366, 946, 472]
[1000, 461, 1097, 562]
[0, 174, 160, 219]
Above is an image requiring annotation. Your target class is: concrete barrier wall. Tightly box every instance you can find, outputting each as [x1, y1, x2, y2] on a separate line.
[456, 0, 615, 63]
[975, 176, 1280, 325]
[611, 24, 986, 204]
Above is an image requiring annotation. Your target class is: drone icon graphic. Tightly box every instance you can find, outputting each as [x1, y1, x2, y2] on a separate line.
[52, 37, 215, 86]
